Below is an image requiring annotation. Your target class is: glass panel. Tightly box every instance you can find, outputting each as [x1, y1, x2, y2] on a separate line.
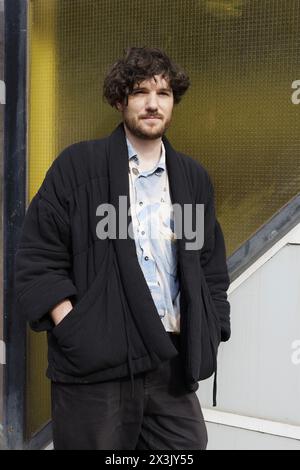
[54, 0, 300, 256]
[27, 0, 300, 436]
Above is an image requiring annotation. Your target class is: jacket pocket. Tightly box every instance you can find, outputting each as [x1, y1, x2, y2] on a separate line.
[51, 246, 129, 376]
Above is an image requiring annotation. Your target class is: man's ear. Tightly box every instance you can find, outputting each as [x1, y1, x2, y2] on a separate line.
[116, 102, 123, 111]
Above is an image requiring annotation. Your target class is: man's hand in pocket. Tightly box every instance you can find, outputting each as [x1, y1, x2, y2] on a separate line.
[50, 299, 73, 326]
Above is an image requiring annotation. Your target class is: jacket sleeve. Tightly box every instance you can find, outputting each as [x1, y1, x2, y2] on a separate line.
[14, 160, 77, 332]
[200, 174, 231, 342]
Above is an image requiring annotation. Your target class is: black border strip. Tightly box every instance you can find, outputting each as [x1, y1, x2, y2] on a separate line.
[3, 0, 27, 450]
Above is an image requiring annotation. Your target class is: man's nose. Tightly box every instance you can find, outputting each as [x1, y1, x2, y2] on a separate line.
[145, 92, 158, 110]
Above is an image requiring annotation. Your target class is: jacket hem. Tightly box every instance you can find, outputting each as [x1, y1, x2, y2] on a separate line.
[46, 353, 164, 384]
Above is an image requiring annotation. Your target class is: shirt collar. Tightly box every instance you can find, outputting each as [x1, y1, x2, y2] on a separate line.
[126, 136, 166, 173]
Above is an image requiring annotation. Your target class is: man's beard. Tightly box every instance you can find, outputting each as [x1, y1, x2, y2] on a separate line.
[123, 115, 171, 140]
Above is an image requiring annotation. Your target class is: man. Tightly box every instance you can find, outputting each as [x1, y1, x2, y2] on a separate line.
[15, 47, 231, 450]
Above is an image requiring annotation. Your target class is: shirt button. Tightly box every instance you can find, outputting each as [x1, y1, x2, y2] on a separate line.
[139, 201, 143, 206]
[161, 198, 165, 202]
[132, 167, 139, 175]
[144, 256, 149, 261]
[141, 231, 145, 235]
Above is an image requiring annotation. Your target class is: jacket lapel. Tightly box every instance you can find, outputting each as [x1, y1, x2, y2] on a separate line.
[106, 122, 193, 361]
[162, 132, 200, 307]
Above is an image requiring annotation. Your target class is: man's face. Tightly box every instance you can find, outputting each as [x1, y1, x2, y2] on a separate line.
[117, 74, 174, 140]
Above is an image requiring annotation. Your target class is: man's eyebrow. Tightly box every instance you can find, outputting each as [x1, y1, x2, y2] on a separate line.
[132, 86, 172, 92]
[159, 87, 172, 92]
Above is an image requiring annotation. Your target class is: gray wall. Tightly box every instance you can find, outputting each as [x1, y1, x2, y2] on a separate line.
[198, 242, 300, 449]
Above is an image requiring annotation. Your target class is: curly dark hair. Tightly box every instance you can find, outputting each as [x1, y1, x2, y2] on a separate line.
[103, 46, 190, 108]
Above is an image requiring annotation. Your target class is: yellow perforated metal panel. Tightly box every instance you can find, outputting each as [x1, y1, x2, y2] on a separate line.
[27, 0, 58, 438]
[27, 0, 300, 436]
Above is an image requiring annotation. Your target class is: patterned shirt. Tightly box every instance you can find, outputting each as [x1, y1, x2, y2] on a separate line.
[126, 136, 181, 333]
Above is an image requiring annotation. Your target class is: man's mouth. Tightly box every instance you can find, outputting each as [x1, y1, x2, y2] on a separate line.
[141, 116, 161, 120]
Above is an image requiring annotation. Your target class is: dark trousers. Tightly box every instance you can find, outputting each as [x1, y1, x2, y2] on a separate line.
[51, 334, 208, 450]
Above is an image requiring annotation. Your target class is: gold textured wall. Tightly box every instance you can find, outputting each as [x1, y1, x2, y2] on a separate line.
[27, 0, 58, 438]
[27, 0, 300, 436]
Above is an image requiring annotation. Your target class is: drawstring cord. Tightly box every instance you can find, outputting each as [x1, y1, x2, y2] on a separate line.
[201, 276, 219, 407]
[213, 363, 217, 407]
[123, 304, 135, 399]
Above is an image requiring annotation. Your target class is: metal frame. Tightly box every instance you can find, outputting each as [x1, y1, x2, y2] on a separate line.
[228, 192, 300, 281]
[2, 0, 300, 450]
[203, 408, 300, 441]
[25, 421, 52, 451]
[3, 0, 27, 450]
